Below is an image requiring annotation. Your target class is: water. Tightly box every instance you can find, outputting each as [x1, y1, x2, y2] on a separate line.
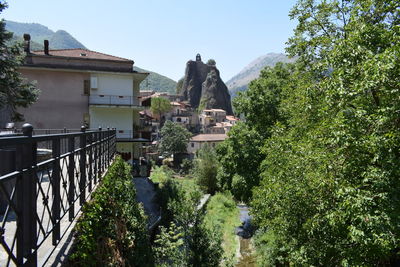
[235, 204, 257, 266]
[236, 238, 256, 267]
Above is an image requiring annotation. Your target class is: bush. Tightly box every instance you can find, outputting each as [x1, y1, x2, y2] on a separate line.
[193, 145, 219, 194]
[69, 157, 153, 266]
[180, 158, 193, 175]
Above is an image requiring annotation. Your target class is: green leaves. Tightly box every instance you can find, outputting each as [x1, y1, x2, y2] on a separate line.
[227, 0, 400, 265]
[0, 1, 39, 121]
[69, 157, 153, 266]
[159, 120, 192, 156]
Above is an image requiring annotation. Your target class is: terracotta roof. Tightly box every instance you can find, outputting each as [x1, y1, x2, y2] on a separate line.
[32, 48, 132, 62]
[190, 134, 228, 142]
[226, 115, 239, 121]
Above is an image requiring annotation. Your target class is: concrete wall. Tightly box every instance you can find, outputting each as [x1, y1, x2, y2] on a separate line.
[187, 141, 220, 154]
[18, 68, 89, 129]
[92, 73, 134, 96]
[89, 107, 133, 131]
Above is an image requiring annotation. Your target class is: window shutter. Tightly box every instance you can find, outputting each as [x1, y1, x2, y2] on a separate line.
[83, 80, 90, 95]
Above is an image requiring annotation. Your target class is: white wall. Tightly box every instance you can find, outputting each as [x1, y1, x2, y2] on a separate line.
[89, 107, 133, 131]
[91, 73, 134, 96]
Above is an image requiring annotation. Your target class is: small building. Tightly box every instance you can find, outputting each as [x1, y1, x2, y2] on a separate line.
[225, 115, 239, 126]
[187, 134, 228, 154]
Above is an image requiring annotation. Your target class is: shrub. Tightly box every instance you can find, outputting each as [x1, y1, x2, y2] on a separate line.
[193, 144, 219, 194]
[69, 157, 153, 266]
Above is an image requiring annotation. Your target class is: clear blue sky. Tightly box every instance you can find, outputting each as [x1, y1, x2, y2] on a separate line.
[2, 0, 298, 82]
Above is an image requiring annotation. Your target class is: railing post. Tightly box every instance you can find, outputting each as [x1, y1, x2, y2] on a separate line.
[112, 128, 116, 159]
[52, 137, 61, 245]
[79, 126, 86, 205]
[93, 129, 98, 185]
[107, 127, 110, 167]
[68, 136, 75, 221]
[88, 131, 93, 193]
[98, 127, 103, 180]
[16, 123, 37, 266]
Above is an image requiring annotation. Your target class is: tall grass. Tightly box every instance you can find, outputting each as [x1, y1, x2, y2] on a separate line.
[204, 192, 240, 266]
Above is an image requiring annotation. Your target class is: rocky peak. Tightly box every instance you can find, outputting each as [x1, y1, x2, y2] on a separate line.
[180, 54, 233, 115]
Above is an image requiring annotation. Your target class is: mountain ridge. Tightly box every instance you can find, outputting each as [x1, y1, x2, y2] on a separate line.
[227, 53, 295, 96]
[5, 20, 86, 49]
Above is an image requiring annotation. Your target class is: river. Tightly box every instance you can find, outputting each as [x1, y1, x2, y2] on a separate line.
[235, 204, 256, 267]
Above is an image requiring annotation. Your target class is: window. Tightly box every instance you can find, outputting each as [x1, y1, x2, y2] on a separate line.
[90, 76, 98, 89]
[83, 80, 90, 95]
[191, 143, 194, 148]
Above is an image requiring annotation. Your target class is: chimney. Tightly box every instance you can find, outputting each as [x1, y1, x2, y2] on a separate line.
[44, 40, 49, 55]
[23, 33, 31, 53]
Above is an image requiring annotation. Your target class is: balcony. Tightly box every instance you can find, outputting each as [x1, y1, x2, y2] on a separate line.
[116, 130, 150, 142]
[89, 94, 141, 107]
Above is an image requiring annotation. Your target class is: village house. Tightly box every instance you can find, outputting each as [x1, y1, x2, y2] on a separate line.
[187, 133, 228, 154]
[17, 34, 149, 161]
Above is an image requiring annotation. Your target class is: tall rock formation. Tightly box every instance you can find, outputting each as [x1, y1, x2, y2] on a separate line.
[180, 54, 233, 115]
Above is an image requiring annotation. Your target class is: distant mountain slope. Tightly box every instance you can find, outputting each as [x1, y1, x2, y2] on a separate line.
[5, 20, 86, 49]
[227, 53, 295, 96]
[133, 67, 177, 94]
[9, 35, 43, 50]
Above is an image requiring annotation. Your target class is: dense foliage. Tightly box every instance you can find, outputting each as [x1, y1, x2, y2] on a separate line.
[217, 0, 400, 265]
[152, 170, 223, 266]
[69, 157, 153, 266]
[175, 77, 184, 94]
[0, 2, 38, 121]
[193, 144, 220, 194]
[207, 59, 216, 66]
[158, 120, 191, 156]
[150, 97, 172, 123]
[216, 122, 264, 202]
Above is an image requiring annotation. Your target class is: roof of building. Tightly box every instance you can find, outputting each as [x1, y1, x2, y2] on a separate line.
[226, 115, 239, 121]
[202, 108, 226, 113]
[190, 134, 228, 142]
[32, 48, 132, 62]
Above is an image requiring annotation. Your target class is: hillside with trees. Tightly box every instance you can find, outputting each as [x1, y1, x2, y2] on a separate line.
[5, 20, 86, 49]
[133, 66, 177, 94]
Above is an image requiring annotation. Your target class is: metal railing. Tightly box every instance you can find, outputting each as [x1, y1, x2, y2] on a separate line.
[0, 124, 116, 266]
[89, 94, 140, 106]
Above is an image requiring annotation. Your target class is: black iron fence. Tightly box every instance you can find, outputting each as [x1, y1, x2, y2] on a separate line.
[0, 124, 116, 266]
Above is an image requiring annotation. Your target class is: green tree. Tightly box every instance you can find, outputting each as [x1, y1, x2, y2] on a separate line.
[251, 0, 400, 265]
[159, 120, 191, 156]
[206, 59, 216, 66]
[0, 1, 38, 121]
[150, 97, 172, 124]
[216, 122, 264, 202]
[233, 62, 294, 137]
[154, 178, 222, 266]
[193, 144, 219, 195]
[175, 77, 184, 94]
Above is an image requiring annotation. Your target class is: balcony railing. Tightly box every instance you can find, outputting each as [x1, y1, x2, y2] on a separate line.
[0, 124, 116, 266]
[89, 94, 140, 107]
[116, 130, 152, 141]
